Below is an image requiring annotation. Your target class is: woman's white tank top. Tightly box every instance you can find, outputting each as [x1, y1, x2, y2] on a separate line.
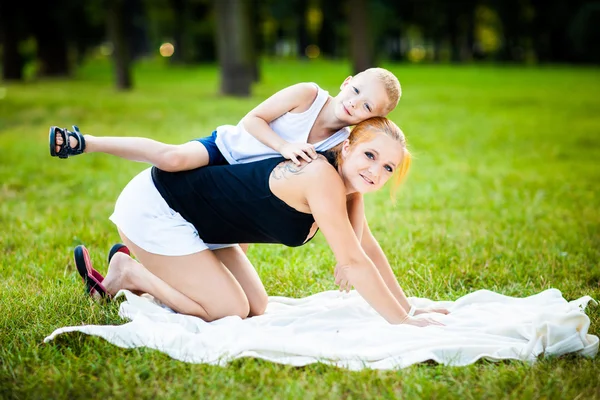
[215, 83, 350, 164]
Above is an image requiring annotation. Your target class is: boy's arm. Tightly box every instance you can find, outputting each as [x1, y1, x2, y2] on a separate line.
[84, 135, 209, 172]
[241, 83, 319, 165]
[346, 193, 365, 242]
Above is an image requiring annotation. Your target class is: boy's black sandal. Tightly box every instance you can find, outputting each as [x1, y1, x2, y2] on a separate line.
[49, 125, 86, 158]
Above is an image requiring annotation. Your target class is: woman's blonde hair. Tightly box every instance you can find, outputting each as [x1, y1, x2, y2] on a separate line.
[329, 117, 411, 196]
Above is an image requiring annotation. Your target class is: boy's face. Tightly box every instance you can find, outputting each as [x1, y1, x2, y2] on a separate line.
[334, 73, 390, 125]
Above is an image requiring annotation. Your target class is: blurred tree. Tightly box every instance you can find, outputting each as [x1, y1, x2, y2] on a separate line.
[107, 0, 133, 89]
[130, 0, 151, 59]
[30, 3, 71, 77]
[215, 0, 253, 96]
[248, 0, 261, 81]
[446, 1, 475, 62]
[493, 0, 536, 62]
[348, 0, 374, 74]
[318, 0, 343, 58]
[375, 0, 406, 61]
[530, 0, 580, 62]
[168, 0, 190, 63]
[428, 2, 449, 62]
[297, 0, 310, 58]
[472, 5, 503, 60]
[267, 0, 305, 57]
[73, 4, 106, 65]
[568, 2, 600, 63]
[144, 0, 217, 63]
[394, 0, 476, 62]
[0, 1, 25, 81]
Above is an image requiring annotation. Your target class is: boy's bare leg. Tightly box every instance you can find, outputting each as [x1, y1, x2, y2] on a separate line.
[239, 244, 250, 254]
[54, 134, 210, 171]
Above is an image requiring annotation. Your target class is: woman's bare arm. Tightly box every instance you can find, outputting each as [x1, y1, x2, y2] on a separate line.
[346, 193, 365, 242]
[360, 217, 411, 311]
[270, 159, 442, 326]
[298, 162, 409, 324]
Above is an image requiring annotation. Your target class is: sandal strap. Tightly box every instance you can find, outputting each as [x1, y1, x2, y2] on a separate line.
[66, 125, 86, 155]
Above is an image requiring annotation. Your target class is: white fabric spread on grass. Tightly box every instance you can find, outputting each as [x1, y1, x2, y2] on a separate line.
[44, 289, 598, 370]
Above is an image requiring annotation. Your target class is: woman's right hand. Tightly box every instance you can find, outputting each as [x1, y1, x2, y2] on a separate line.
[401, 316, 445, 327]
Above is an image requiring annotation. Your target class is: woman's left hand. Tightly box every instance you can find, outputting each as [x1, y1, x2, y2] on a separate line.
[334, 264, 352, 292]
[414, 307, 450, 315]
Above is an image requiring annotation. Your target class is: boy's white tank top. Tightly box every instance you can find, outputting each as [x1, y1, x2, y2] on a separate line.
[215, 83, 350, 164]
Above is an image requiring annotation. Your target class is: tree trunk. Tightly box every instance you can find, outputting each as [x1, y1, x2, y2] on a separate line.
[348, 0, 374, 74]
[296, 0, 309, 59]
[107, 0, 133, 90]
[319, 0, 342, 58]
[129, 0, 150, 60]
[169, 0, 186, 64]
[35, 33, 70, 77]
[447, 7, 461, 62]
[30, 3, 70, 77]
[462, 11, 474, 61]
[0, 2, 24, 81]
[215, 0, 253, 96]
[248, 0, 261, 81]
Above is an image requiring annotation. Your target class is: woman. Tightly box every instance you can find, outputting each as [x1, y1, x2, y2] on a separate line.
[76, 117, 444, 326]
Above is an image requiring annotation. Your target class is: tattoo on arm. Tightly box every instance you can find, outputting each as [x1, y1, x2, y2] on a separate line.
[270, 161, 308, 180]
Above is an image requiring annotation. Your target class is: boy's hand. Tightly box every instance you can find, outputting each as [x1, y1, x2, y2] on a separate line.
[279, 143, 318, 165]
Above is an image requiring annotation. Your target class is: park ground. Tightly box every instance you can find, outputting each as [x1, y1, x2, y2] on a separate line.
[0, 60, 599, 399]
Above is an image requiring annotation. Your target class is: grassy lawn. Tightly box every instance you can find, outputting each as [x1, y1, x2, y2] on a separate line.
[0, 59, 599, 399]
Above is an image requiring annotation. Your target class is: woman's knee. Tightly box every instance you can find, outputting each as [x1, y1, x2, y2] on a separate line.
[206, 294, 250, 321]
[249, 292, 268, 317]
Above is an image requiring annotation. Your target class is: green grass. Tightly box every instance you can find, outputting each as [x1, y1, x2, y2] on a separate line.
[1, 59, 599, 399]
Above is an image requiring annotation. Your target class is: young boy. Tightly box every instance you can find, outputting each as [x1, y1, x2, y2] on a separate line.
[50, 68, 401, 243]
[50, 67, 401, 169]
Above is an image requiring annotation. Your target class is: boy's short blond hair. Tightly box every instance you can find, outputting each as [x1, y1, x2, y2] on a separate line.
[355, 67, 401, 115]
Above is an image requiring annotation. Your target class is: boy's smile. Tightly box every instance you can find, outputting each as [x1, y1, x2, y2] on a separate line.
[342, 103, 352, 116]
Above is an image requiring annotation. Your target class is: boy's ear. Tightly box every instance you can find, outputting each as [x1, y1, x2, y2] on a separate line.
[340, 76, 353, 90]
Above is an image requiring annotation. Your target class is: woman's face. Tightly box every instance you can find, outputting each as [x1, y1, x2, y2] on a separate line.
[340, 134, 404, 194]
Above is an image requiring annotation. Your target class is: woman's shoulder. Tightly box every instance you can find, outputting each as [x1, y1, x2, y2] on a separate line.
[298, 156, 346, 193]
[303, 154, 338, 176]
[270, 155, 340, 187]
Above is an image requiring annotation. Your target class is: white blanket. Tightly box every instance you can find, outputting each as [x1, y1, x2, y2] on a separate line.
[44, 289, 598, 370]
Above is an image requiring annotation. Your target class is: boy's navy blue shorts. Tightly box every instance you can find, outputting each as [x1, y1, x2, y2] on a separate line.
[193, 131, 228, 166]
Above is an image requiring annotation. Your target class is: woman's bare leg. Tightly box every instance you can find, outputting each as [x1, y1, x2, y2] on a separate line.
[102, 253, 211, 316]
[212, 246, 268, 316]
[102, 229, 251, 321]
